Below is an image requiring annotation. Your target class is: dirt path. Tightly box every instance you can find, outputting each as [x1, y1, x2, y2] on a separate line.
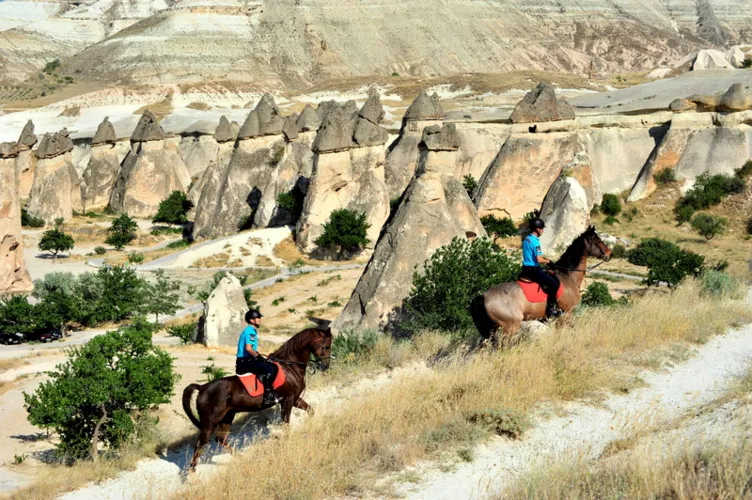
[398, 322, 752, 499]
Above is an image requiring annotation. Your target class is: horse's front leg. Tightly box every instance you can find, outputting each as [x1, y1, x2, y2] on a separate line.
[281, 397, 295, 424]
[295, 397, 314, 416]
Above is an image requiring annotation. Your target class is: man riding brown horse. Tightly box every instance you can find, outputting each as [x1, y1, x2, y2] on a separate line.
[520, 218, 563, 319]
[236, 309, 278, 407]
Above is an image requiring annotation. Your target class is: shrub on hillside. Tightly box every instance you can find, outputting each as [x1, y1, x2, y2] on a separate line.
[653, 169, 676, 186]
[127, 251, 145, 264]
[736, 160, 752, 179]
[331, 329, 379, 362]
[480, 214, 517, 239]
[690, 213, 727, 241]
[611, 244, 627, 259]
[644, 249, 704, 288]
[314, 209, 370, 256]
[401, 237, 520, 335]
[106, 213, 138, 250]
[21, 208, 45, 228]
[674, 172, 746, 223]
[627, 238, 681, 267]
[600, 194, 622, 217]
[24, 319, 176, 460]
[699, 270, 738, 297]
[167, 323, 195, 345]
[153, 191, 193, 226]
[94, 246, 106, 255]
[580, 282, 616, 307]
[462, 174, 478, 198]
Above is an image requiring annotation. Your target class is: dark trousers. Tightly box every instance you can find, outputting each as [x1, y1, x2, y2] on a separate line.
[236, 357, 277, 380]
[521, 266, 561, 307]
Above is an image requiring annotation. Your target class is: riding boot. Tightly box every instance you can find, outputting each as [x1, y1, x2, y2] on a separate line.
[545, 299, 564, 320]
[260, 374, 279, 407]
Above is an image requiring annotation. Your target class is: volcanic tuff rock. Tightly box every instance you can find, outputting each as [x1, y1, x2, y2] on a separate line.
[238, 95, 284, 139]
[422, 124, 460, 151]
[692, 49, 733, 70]
[296, 99, 390, 252]
[131, 110, 165, 142]
[197, 274, 247, 348]
[385, 92, 446, 198]
[331, 132, 485, 334]
[296, 105, 322, 132]
[81, 141, 122, 212]
[684, 83, 752, 112]
[282, 115, 299, 141]
[0, 145, 31, 294]
[539, 175, 591, 259]
[510, 83, 576, 123]
[214, 115, 236, 143]
[179, 135, 220, 177]
[726, 46, 747, 68]
[91, 117, 117, 146]
[26, 140, 83, 223]
[16, 120, 36, 150]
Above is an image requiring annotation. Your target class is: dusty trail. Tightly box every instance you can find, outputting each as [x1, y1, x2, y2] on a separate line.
[400, 322, 752, 499]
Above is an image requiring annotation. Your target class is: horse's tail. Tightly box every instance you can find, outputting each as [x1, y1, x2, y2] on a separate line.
[182, 383, 202, 429]
[470, 294, 495, 339]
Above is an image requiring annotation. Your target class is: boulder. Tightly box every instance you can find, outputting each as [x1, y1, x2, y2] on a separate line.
[510, 82, 575, 123]
[669, 98, 697, 113]
[539, 175, 591, 259]
[331, 139, 485, 334]
[237, 110, 260, 139]
[16, 120, 36, 151]
[131, 110, 165, 142]
[26, 149, 82, 223]
[0, 151, 31, 294]
[214, 115, 236, 143]
[692, 49, 733, 70]
[0, 142, 18, 158]
[109, 140, 191, 218]
[312, 102, 358, 153]
[403, 91, 444, 121]
[256, 94, 285, 136]
[81, 143, 122, 212]
[92, 117, 117, 146]
[282, 115, 299, 141]
[726, 46, 747, 68]
[198, 274, 247, 348]
[358, 94, 385, 124]
[718, 83, 752, 111]
[421, 123, 460, 151]
[297, 105, 322, 132]
[353, 118, 388, 147]
[35, 130, 74, 159]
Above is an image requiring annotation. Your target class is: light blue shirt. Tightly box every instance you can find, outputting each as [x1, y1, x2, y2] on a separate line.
[237, 325, 258, 358]
[522, 234, 542, 267]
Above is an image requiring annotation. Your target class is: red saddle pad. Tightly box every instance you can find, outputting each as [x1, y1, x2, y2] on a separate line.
[517, 280, 563, 303]
[237, 362, 286, 397]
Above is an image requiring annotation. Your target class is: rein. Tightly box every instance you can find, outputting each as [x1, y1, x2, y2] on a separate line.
[552, 260, 605, 274]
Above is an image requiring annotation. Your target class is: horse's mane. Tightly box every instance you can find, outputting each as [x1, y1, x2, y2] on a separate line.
[270, 328, 329, 360]
[554, 226, 595, 271]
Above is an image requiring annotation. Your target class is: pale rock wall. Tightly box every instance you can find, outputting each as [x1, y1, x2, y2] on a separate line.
[179, 135, 220, 178]
[15, 149, 36, 200]
[81, 143, 122, 212]
[26, 152, 83, 223]
[198, 274, 246, 348]
[0, 155, 31, 294]
[385, 119, 442, 199]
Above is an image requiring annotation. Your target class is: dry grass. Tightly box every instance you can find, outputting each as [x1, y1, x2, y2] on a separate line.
[180, 281, 752, 499]
[57, 105, 80, 117]
[186, 102, 211, 111]
[133, 93, 174, 120]
[272, 236, 367, 267]
[190, 253, 231, 268]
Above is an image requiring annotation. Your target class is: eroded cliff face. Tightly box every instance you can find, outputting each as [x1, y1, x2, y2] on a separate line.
[38, 0, 752, 86]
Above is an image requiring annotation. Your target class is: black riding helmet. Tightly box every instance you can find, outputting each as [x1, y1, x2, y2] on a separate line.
[245, 309, 263, 322]
[531, 218, 546, 230]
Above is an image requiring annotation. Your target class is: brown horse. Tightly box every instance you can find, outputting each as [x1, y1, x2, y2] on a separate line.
[471, 226, 612, 346]
[182, 327, 332, 470]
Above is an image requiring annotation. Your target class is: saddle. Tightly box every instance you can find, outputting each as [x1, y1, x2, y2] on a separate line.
[237, 361, 286, 398]
[516, 280, 563, 303]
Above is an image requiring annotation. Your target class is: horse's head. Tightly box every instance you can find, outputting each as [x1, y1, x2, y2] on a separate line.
[584, 225, 612, 262]
[311, 328, 333, 371]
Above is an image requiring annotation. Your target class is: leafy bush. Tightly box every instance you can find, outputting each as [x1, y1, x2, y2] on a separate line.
[462, 174, 478, 197]
[43, 59, 61, 74]
[167, 323, 195, 345]
[331, 329, 379, 362]
[24, 319, 176, 460]
[0, 295, 38, 336]
[401, 237, 520, 335]
[150, 227, 182, 236]
[166, 239, 191, 249]
[94, 246, 106, 255]
[21, 208, 45, 228]
[604, 215, 618, 225]
[645, 249, 705, 288]
[735, 160, 752, 179]
[275, 190, 304, 224]
[38, 226, 75, 260]
[580, 282, 616, 307]
[653, 169, 676, 186]
[600, 194, 622, 217]
[674, 204, 695, 224]
[276, 192, 296, 212]
[153, 191, 193, 226]
[127, 251, 145, 264]
[201, 364, 228, 382]
[465, 408, 528, 439]
[106, 213, 138, 250]
[674, 172, 746, 223]
[699, 270, 737, 297]
[314, 209, 370, 255]
[480, 214, 517, 239]
[627, 238, 681, 267]
[690, 213, 727, 241]
[146, 269, 180, 323]
[611, 244, 626, 259]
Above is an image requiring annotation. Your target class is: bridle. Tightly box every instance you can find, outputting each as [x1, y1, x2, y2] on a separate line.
[267, 339, 332, 375]
[550, 237, 610, 274]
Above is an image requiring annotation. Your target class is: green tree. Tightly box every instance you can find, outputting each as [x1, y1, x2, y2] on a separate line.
[600, 194, 622, 217]
[21, 208, 44, 228]
[480, 214, 517, 239]
[580, 282, 616, 307]
[152, 191, 193, 226]
[314, 209, 370, 256]
[105, 213, 138, 251]
[167, 323, 195, 345]
[146, 269, 180, 324]
[401, 237, 520, 335]
[627, 238, 681, 267]
[24, 319, 177, 460]
[38, 223, 75, 261]
[0, 295, 38, 337]
[462, 175, 478, 198]
[674, 172, 746, 223]
[94, 265, 149, 323]
[644, 249, 704, 288]
[691, 213, 728, 241]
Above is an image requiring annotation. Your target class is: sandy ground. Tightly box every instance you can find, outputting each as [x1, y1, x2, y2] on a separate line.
[397, 320, 752, 499]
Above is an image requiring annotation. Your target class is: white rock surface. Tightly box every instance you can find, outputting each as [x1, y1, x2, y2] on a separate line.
[198, 274, 247, 348]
